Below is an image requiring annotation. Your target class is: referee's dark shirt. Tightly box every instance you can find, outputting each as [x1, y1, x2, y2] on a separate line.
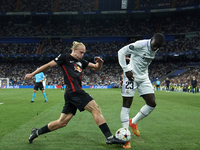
[55, 54, 89, 93]
[166, 80, 170, 86]
[191, 79, 197, 87]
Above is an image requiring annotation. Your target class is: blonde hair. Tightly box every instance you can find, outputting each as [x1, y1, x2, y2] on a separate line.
[71, 41, 85, 51]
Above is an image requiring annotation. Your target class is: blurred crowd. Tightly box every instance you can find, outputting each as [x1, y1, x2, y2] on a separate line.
[0, 0, 199, 12]
[0, 61, 122, 87]
[1, 60, 198, 91]
[0, 0, 95, 12]
[0, 35, 200, 90]
[138, 0, 199, 10]
[0, 15, 199, 37]
[1, 36, 200, 56]
[0, 0, 200, 91]
[160, 65, 200, 91]
[163, 37, 200, 53]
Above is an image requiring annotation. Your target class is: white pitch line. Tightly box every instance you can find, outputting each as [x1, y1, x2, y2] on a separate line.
[0, 103, 4, 105]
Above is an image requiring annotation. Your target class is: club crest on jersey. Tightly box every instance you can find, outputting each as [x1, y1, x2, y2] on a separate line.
[74, 64, 82, 72]
[76, 62, 82, 67]
[129, 45, 134, 50]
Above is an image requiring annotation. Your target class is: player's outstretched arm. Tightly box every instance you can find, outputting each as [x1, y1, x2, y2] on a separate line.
[86, 57, 104, 71]
[118, 46, 134, 82]
[25, 60, 57, 80]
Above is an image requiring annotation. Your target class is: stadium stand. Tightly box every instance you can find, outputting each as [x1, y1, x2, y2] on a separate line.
[0, 13, 199, 37]
[0, 0, 200, 91]
[0, 0, 200, 12]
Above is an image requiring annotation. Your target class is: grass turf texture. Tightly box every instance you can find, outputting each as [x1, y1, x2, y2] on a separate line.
[0, 89, 199, 150]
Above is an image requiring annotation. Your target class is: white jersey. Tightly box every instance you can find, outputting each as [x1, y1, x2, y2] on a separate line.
[118, 39, 158, 80]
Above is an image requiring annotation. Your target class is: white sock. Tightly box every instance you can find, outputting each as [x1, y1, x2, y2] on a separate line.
[131, 104, 155, 124]
[120, 107, 130, 129]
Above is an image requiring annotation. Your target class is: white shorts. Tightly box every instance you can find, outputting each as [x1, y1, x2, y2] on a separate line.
[121, 74, 154, 97]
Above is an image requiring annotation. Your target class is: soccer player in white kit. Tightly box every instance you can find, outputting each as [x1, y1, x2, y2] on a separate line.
[118, 33, 165, 149]
[42, 75, 47, 91]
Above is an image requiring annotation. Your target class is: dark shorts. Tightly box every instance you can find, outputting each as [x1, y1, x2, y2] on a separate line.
[62, 90, 93, 115]
[34, 82, 44, 91]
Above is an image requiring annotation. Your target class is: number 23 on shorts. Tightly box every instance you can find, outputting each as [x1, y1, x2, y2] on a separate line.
[125, 81, 133, 89]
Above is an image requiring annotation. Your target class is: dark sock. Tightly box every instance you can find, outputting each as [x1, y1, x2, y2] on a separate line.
[99, 123, 113, 139]
[38, 125, 50, 135]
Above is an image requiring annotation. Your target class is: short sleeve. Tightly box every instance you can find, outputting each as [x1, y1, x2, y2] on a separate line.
[42, 73, 44, 78]
[54, 54, 67, 66]
[81, 59, 89, 69]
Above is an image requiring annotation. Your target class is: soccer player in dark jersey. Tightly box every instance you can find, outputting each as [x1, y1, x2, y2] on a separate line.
[165, 77, 170, 92]
[25, 41, 125, 145]
[191, 76, 197, 93]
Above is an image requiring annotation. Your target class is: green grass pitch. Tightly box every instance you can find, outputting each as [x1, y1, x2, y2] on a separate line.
[0, 88, 200, 150]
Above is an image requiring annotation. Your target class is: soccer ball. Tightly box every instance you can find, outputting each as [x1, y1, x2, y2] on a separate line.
[115, 128, 131, 142]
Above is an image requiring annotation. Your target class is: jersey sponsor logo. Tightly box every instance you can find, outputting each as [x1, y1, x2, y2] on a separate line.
[70, 61, 74, 63]
[129, 45, 134, 50]
[74, 64, 82, 72]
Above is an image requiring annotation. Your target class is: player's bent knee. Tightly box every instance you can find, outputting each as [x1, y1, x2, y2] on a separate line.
[94, 103, 102, 114]
[153, 98, 157, 107]
[147, 96, 156, 107]
[148, 102, 156, 107]
[57, 114, 73, 128]
[89, 100, 102, 114]
[150, 100, 156, 107]
[60, 123, 67, 127]
[58, 120, 68, 128]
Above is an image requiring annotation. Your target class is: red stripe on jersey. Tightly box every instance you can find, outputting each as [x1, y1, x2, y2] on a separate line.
[79, 73, 82, 90]
[62, 65, 75, 92]
[78, 84, 82, 90]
